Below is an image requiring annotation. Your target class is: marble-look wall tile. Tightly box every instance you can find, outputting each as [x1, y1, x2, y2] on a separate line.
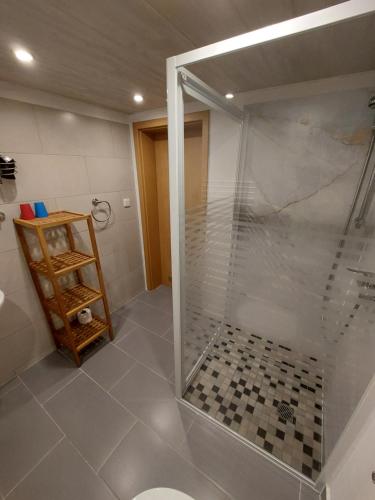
[228, 87, 375, 465]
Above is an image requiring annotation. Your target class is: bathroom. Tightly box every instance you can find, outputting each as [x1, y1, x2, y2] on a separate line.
[1, 1, 375, 499]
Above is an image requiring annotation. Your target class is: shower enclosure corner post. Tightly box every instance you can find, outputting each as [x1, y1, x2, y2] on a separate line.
[167, 56, 185, 398]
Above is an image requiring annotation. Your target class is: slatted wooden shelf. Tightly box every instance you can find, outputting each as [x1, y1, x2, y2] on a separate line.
[46, 283, 102, 317]
[14, 210, 113, 366]
[14, 210, 90, 229]
[55, 315, 108, 351]
[30, 250, 96, 276]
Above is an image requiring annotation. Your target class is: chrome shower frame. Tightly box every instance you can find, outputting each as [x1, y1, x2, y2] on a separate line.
[167, 0, 375, 494]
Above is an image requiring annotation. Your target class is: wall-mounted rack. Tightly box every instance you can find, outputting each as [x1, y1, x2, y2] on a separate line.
[0, 154, 17, 182]
[14, 210, 113, 366]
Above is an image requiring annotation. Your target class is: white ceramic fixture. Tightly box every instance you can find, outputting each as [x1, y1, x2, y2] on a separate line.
[133, 488, 194, 500]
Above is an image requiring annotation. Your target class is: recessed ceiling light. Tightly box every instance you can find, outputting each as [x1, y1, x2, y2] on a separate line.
[14, 48, 34, 63]
[225, 92, 234, 100]
[133, 93, 144, 103]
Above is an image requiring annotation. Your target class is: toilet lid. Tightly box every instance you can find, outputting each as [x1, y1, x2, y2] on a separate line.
[133, 488, 194, 500]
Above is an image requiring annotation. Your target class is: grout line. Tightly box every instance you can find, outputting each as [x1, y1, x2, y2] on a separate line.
[81, 370, 139, 424]
[94, 379, 233, 500]
[96, 418, 138, 473]
[154, 421, 234, 500]
[113, 342, 173, 382]
[30, 106, 44, 152]
[0, 375, 21, 398]
[58, 435, 121, 500]
[105, 361, 137, 393]
[13, 331, 230, 500]
[4, 436, 65, 498]
[19, 379, 67, 439]
[112, 323, 138, 344]
[41, 371, 82, 404]
[18, 376, 120, 498]
[135, 296, 173, 316]
[78, 349, 232, 499]
[115, 312, 172, 341]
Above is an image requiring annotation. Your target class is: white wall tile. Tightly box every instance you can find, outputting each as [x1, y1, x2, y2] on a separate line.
[0, 203, 20, 252]
[0, 249, 31, 295]
[0, 98, 144, 386]
[34, 106, 114, 157]
[0, 98, 42, 153]
[110, 122, 132, 158]
[55, 194, 92, 232]
[0, 319, 54, 383]
[2, 154, 89, 202]
[34, 107, 85, 155]
[0, 327, 30, 382]
[3, 153, 56, 202]
[91, 190, 137, 225]
[121, 190, 138, 221]
[116, 219, 143, 272]
[100, 251, 118, 281]
[79, 116, 114, 157]
[2, 153, 52, 203]
[85, 157, 133, 193]
[94, 223, 118, 257]
[72, 230, 92, 254]
[54, 156, 90, 197]
[0, 286, 44, 339]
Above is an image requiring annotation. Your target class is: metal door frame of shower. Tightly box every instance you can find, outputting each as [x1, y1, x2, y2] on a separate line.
[167, 0, 375, 494]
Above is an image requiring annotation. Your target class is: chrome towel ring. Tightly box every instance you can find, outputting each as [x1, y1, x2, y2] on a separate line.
[91, 198, 112, 223]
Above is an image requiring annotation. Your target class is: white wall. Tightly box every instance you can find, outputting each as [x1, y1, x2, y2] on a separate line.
[327, 410, 375, 500]
[0, 97, 144, 385]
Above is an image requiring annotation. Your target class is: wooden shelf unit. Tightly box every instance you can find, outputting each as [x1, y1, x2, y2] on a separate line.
[14, 210, 113, 366]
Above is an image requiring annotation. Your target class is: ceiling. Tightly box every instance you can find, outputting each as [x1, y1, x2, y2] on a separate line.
[0, 0, 373, 114]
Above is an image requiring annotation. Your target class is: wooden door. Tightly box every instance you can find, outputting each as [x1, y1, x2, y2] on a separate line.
[133, 111, 209, 289]
[153, 131, 171, 286]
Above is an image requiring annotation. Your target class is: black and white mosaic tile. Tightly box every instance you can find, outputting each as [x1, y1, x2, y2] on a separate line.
[184, 325, 323, 480]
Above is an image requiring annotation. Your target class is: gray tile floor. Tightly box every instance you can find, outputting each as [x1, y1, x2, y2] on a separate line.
[0, 286, 319, 500]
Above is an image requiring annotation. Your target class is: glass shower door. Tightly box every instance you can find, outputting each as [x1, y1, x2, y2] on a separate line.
[181, 83, 375, 481]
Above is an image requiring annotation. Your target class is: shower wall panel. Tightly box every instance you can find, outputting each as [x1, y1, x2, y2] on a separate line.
[230, 87, 375, 459]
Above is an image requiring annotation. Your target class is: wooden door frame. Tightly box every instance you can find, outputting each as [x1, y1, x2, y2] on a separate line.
[133, 110, 209, 290]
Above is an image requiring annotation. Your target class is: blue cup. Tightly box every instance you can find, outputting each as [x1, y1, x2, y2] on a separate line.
[34, 201, 49, 218]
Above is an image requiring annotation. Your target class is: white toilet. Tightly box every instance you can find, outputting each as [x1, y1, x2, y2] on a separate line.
[133, 488, 194, 500]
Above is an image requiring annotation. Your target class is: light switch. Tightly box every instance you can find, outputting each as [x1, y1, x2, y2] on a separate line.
[123, 197, 131, 208]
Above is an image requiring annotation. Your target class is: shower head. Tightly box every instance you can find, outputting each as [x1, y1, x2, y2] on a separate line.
[369, 96, 375, 109]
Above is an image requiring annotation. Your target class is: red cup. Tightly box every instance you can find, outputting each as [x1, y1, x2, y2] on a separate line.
[20, 203, 35, 220]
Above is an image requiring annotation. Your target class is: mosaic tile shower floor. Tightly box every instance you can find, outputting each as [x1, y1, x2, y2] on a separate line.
[184, 326, 324, 480]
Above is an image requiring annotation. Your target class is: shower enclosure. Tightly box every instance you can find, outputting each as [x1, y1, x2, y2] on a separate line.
[167, 0, 375, 491]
